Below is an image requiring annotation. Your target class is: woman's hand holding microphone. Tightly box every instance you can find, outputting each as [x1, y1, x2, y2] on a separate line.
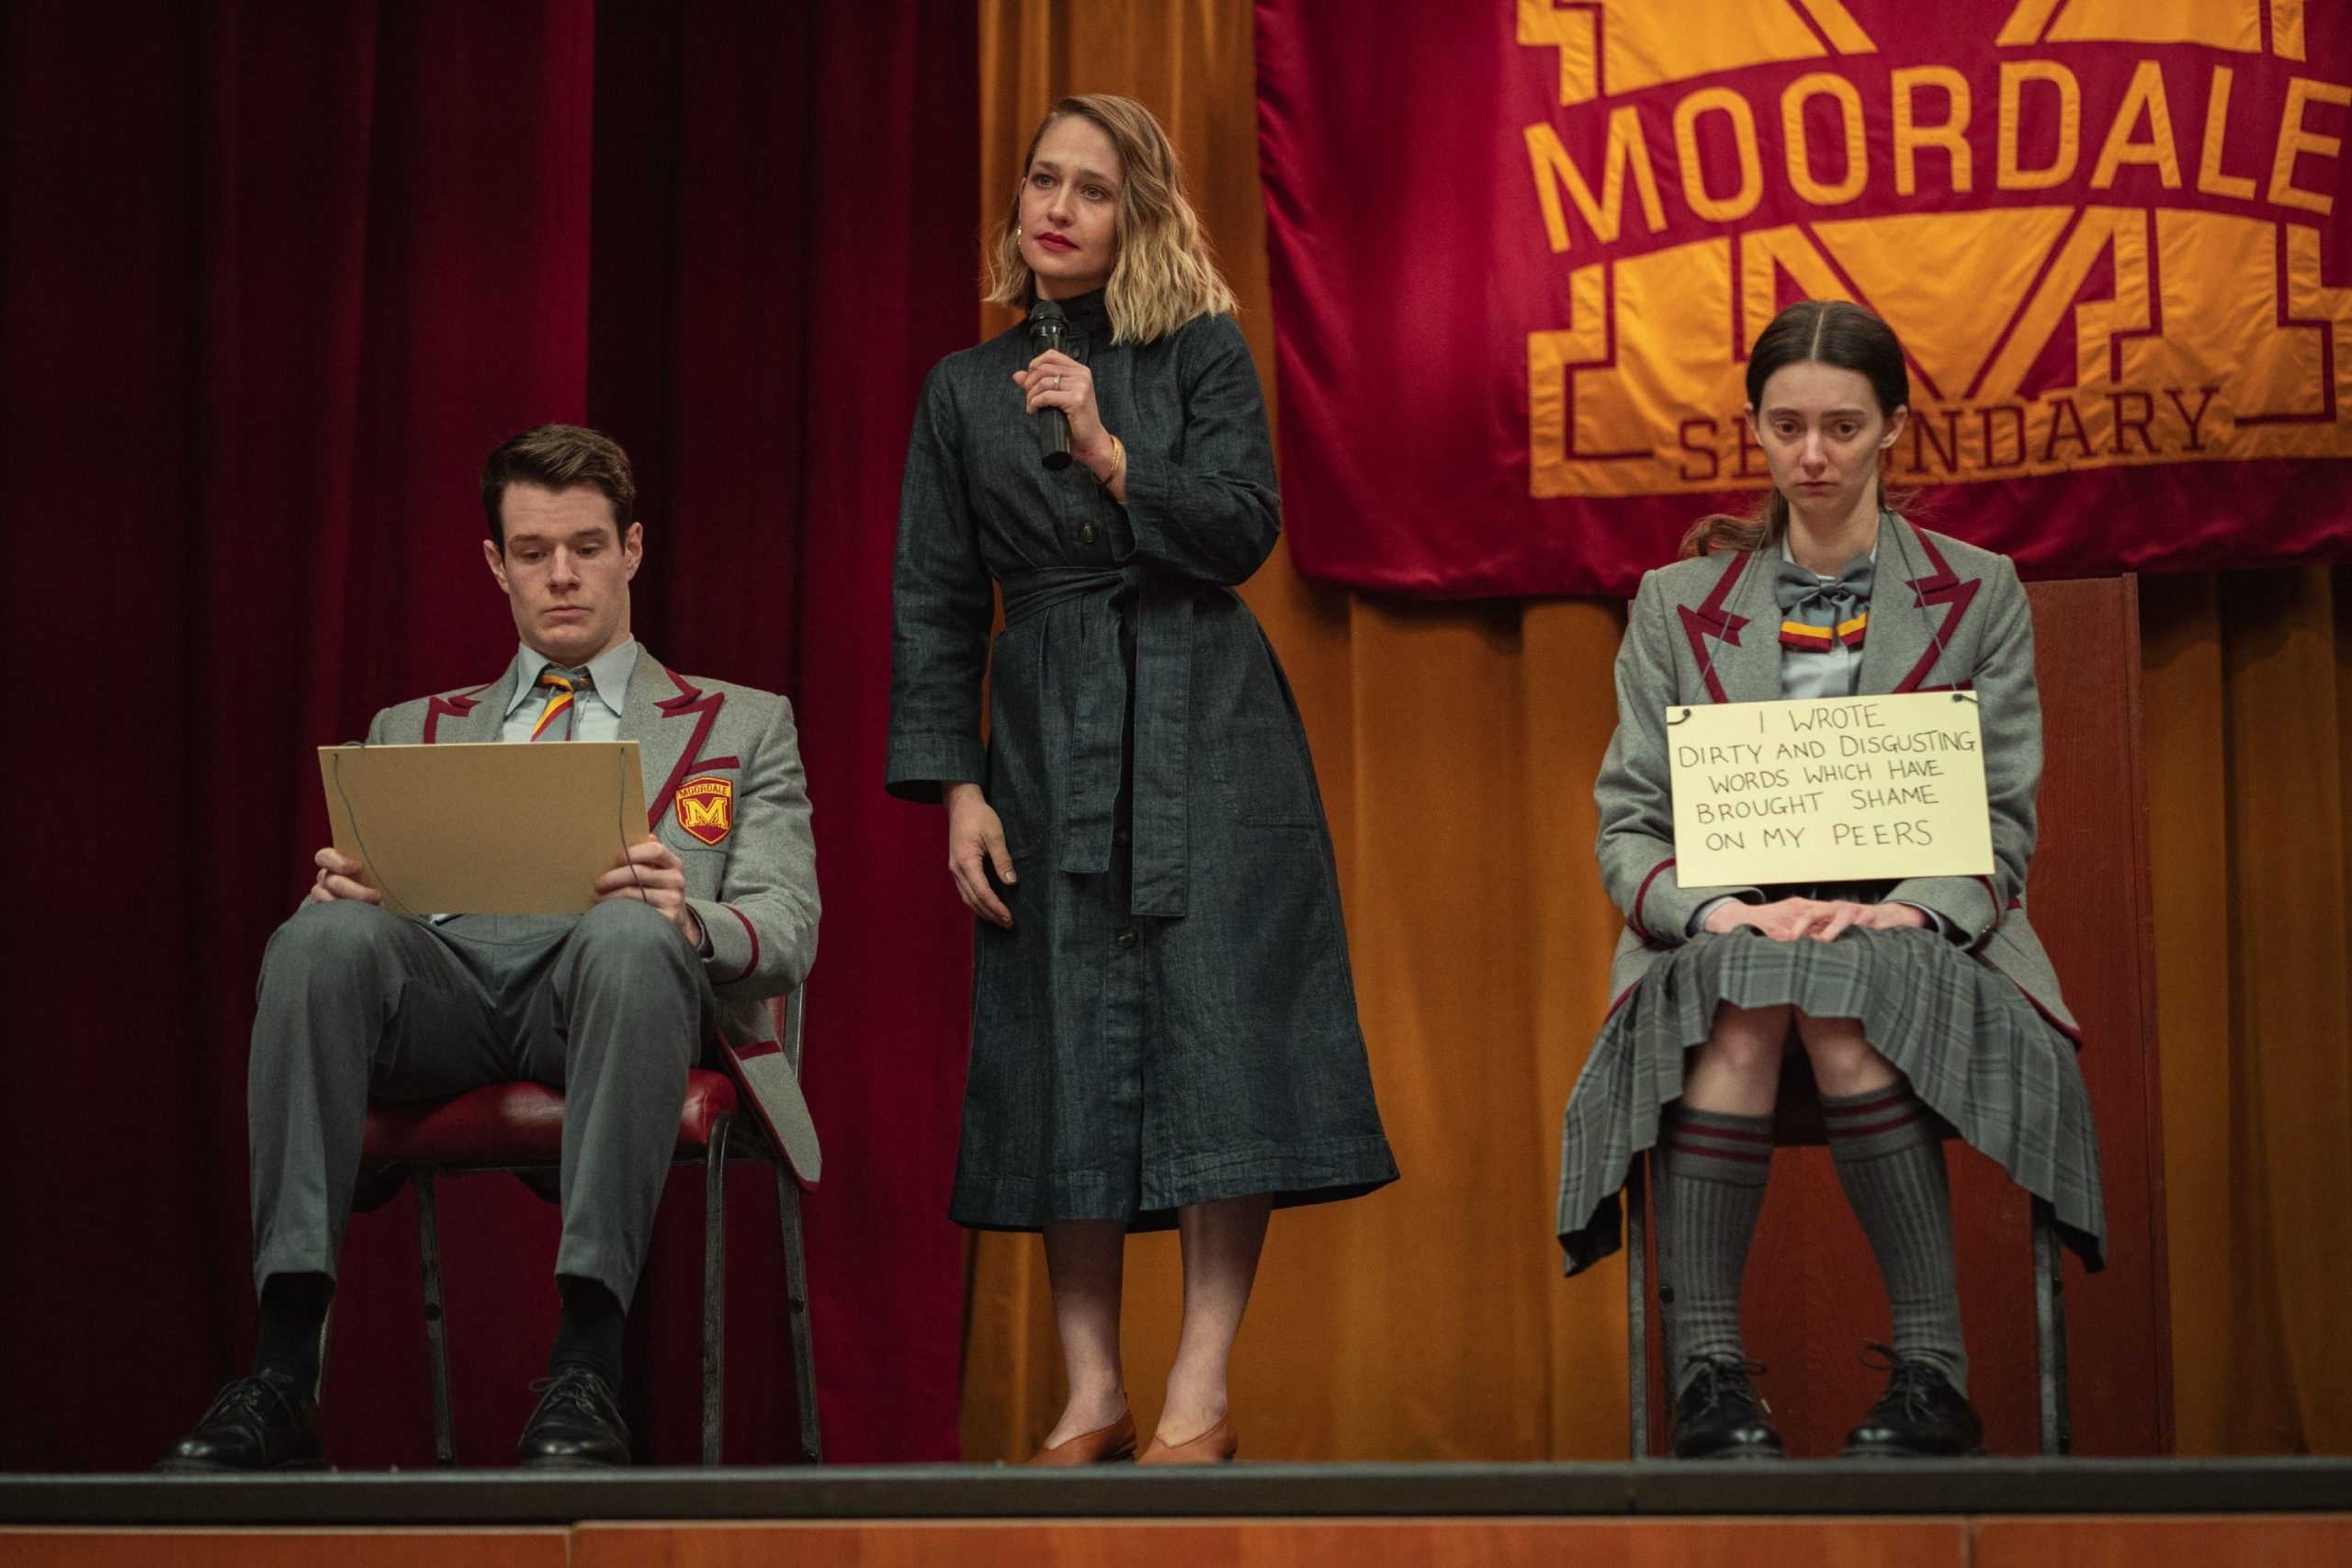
[1014, 350, 1126, 502]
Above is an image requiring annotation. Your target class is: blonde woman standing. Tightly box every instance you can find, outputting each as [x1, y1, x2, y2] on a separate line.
[888, 96, 1395, 1465]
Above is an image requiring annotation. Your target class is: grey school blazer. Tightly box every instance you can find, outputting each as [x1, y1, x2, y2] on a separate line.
[369, 647, 823, 1174]
[1593, 513, 2078, 1040]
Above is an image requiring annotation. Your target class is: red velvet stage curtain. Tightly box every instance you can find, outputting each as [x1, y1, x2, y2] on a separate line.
[0, 0, 976, 1467]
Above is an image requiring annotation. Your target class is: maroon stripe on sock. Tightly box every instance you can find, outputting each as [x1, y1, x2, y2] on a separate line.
[1671, 1133, 1777, 1161]
[1668, 1139, 1777, 1162]
[1828, 1108, 1928, 1140]
[1665, 1140, 1773, 1165]
[1665, 1128, 1769, 1152]
[1822, 1087, 1913, 1122]
[1669, 1118, 1776, 1143]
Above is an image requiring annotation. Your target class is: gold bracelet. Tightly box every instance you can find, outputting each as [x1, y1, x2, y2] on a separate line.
[1102, 433, 1126, 488]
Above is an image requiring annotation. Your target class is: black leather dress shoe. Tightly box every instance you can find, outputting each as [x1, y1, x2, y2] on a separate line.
[155, 1371, 323, 1472]
[517, 1367, 631, 1468]
[1668, 1357, 1786, 1460]
[1841, 1347, 1987, 1457]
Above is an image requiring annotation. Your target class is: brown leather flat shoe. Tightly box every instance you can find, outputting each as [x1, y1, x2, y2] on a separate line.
[1136, 1414, 1238, 1465]
[1026, 1409, 1136, 1466]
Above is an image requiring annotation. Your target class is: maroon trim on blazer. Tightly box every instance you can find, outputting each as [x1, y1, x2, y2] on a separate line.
[1630, 857, 1677, 942]
[1676, 551, 1755, 705]
[715, 903, 760, 986]
[711, 1022, 801, 1188]
[2016, 983, 2085, 1047]
[421, 682, 495, 744]
[648, 663, 730, 833]
[1892, 531, 1983, 694]
[1603, 981, 1639, 1021]
[2007, 895, 2023, 911]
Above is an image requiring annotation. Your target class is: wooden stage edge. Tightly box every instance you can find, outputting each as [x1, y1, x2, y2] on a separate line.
[1, 1458, 2346, 1528]
[8, 1516, 2352, 1568]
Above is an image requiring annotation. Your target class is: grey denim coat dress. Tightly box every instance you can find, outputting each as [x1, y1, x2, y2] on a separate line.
[887, 292, 1396, 1231]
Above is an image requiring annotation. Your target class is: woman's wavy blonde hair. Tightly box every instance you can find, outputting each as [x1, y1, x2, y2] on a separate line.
[984, 94, 1237, 344]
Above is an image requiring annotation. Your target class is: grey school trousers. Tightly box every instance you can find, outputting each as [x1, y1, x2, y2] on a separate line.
[246, 897, 712, 1305]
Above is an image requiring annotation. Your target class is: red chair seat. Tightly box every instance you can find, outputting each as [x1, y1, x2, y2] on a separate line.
[361, 1067, 740, 1169]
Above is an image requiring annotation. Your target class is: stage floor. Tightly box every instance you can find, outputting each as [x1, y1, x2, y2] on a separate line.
[2, 1457, 2346, 1527]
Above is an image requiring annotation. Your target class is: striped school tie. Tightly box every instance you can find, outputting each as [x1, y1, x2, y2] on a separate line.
[530, 666, 594, 741]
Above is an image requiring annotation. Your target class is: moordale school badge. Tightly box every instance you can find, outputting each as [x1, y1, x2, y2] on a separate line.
[673, 775, 734, 846]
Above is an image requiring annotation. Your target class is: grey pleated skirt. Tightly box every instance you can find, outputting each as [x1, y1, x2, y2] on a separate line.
[1555, 925, 2106, 1275]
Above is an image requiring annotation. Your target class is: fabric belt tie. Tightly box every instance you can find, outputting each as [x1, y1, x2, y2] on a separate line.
[1000, 564, 1196, 919]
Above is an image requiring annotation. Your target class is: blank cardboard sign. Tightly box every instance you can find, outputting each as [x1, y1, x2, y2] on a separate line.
[318, 741, 648, 915]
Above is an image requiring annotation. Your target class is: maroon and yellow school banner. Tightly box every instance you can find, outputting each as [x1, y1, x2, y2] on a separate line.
[1256, 1, 2352, 597]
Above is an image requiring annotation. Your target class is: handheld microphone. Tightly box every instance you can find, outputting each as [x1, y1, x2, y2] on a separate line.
[1026, 299, 1073, 470]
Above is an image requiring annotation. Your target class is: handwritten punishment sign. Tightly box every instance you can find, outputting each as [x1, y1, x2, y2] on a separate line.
[1668, 693, 1994, 888]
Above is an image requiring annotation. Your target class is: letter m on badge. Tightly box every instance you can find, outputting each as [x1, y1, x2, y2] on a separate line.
[674, 776, 734, 847]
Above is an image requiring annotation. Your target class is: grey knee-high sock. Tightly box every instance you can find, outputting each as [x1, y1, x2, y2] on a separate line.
[1655, 1105, 1773, 1391]
[1822, 1081, 1968, 1393]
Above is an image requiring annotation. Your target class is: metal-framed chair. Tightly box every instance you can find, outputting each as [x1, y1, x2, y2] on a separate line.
[357, 988, 820, 1466]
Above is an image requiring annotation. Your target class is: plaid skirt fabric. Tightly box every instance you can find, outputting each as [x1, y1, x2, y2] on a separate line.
[1555, 925, 2106, 1276]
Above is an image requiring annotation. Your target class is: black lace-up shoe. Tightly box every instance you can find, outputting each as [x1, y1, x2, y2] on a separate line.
[517, 1367, 631, 1468]
[155, 1371, 323, 1472]
[1841, 1345, 1987, 1457]
[1668, 1357, 1786, 1460]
